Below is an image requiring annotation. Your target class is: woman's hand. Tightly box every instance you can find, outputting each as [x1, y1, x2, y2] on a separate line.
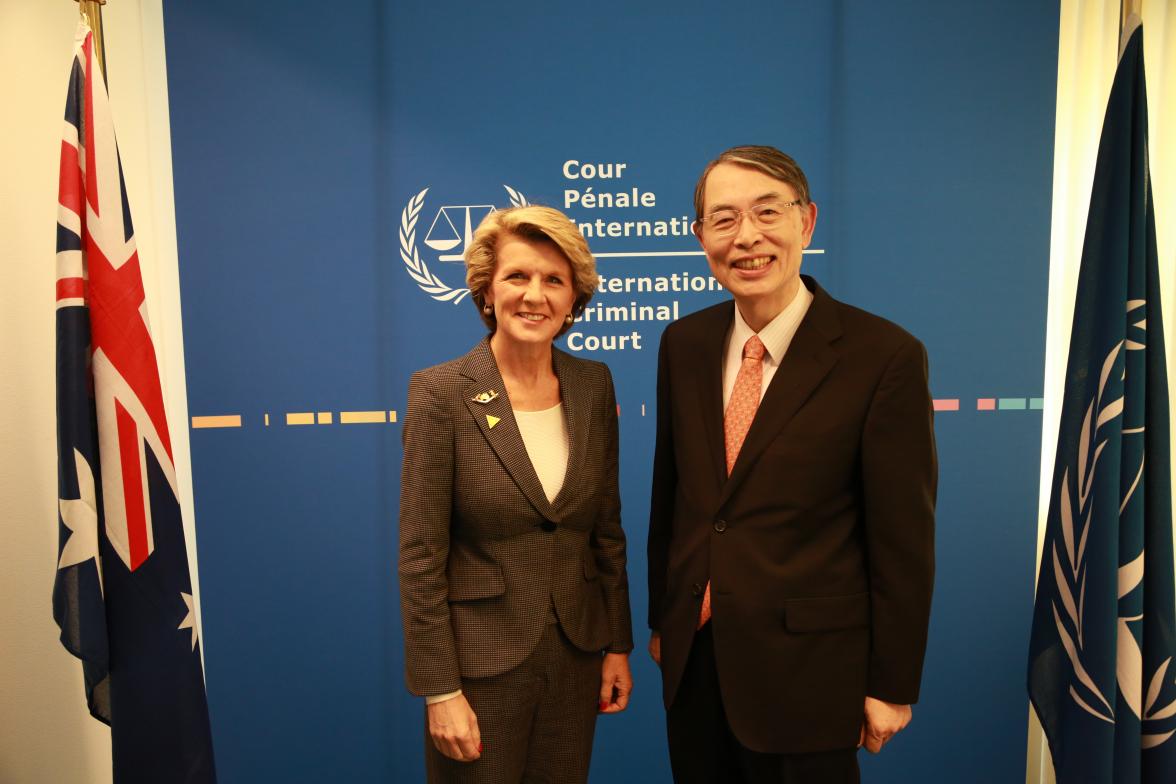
[427, 693, 482, 762]
[599, 652, 633, 714]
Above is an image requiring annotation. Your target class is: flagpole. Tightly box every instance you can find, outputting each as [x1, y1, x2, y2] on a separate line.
[1119, 0, 1142, 58]
[75, 0, 107, 80]
[1120, 0, 1141, 33]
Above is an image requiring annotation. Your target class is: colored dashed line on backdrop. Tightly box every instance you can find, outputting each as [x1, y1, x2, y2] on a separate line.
[191, 415, 242, 429]
[287, 412, 332, 425]
[190, 410, 399, 429]
[191, 397, 1045, 430]
[974, 397, 1044, 411]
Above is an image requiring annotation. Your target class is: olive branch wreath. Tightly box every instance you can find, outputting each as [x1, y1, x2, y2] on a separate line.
[399, 186, 529, 304]
[1051, 299, 1176, 747]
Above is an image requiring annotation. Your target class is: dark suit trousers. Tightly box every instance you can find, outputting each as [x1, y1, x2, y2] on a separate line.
[425, 622, 602, 784]
[666, 625, 860, 784]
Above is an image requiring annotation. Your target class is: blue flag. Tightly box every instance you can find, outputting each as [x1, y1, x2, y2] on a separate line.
[1028, 18, 1176, 783]
[52, 23, 217, 783]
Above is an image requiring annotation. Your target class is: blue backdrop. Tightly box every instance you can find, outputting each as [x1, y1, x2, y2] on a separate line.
[164, 1, 1058, 780]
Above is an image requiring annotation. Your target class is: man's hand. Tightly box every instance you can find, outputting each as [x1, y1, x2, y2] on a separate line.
[599, 652, 633, 713]
[427, 693, 481, 762]
[648, 632, 661, 666]
[859, 696, 911, 753]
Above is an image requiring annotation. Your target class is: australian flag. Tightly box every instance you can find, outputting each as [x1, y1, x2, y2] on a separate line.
[1028, 18, 1176, 783]
[53, 22, 217, 783]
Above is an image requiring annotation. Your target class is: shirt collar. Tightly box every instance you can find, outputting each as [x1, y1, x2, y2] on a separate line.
[731, 280, 814, 363]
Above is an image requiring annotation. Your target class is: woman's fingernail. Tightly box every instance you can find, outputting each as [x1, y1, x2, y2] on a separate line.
[599, 701, 609, 711]
[478, 743, 483, 753]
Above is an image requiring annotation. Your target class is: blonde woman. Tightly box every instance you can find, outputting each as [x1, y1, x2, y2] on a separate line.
[399, 206, 633, 783]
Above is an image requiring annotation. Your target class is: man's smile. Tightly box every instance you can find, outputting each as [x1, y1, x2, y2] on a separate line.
[731, 255, 775, 271]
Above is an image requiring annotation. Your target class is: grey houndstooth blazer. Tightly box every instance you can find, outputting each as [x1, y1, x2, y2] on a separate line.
[399, 338, 634, 697]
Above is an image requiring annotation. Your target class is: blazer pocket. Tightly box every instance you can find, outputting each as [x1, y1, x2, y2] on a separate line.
[782, 592, 869, 633]
[446, 545, 506, 601]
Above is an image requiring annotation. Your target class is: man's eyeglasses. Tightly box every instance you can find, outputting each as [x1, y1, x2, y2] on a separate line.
[697, 201, 805, 237]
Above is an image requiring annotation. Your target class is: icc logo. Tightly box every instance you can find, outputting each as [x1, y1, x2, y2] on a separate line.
[399, 185, 529, 304]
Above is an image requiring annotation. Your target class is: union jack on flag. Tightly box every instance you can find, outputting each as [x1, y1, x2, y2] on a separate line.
[53, 22, 216, 782]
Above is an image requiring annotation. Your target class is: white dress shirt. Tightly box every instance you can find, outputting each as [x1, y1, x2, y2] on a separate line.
[722, 282, 814, 409]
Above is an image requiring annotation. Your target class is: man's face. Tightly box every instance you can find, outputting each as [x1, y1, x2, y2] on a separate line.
[695, 163, 818, 323]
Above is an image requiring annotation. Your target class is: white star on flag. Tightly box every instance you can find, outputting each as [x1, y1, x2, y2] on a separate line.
[58, 448, 103, 595]
[178, 592, 199, 651]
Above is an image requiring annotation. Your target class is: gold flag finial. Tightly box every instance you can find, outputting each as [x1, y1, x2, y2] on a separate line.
[75, 1, 108, 81]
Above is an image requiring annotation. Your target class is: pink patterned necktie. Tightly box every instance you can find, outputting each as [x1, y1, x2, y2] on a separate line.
[699, 334, 765, 628]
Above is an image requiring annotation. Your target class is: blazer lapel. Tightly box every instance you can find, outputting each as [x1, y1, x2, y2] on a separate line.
[719, 279, 842, 508]
[459, 339, 558, 521]
[691, 303, 733, 494]
[550, 349, 587, 511]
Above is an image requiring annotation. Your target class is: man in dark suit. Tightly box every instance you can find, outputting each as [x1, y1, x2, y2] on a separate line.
[647, 146, 936, 783]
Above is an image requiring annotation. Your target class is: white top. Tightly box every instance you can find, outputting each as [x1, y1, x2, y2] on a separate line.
[722, 282, 814, 409]
[514, 403, 569, 503]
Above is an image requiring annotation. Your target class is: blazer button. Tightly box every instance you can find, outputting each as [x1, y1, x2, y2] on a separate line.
[691, 582, 704, 596]
[539, 521, 556, 533]
[714, 519, 727, 533]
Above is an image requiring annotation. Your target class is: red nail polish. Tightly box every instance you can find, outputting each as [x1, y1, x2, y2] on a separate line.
[478, 743, 483, 753]
[599, 701, 609, 711]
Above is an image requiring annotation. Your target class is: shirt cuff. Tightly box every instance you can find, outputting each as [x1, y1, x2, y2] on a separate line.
[425, 689, 462, 705]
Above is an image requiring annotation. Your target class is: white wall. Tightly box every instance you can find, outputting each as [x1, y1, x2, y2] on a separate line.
[0, 1, 188, 782]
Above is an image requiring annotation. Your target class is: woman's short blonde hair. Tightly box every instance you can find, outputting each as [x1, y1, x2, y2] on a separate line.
[465, 205, 598, 336]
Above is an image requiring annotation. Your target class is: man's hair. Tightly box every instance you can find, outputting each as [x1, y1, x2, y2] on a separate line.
[692, 145, 812, 221]
[465, 205, 598, 336]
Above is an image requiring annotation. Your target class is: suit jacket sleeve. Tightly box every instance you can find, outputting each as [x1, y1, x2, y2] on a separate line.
[398, 370, 461, 696]
[862, 337, 937, 704]
[592, 365, 635, 653]
[647, 329, 676, 631]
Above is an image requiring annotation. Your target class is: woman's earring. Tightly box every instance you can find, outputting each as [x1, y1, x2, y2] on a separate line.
[483, 303, 494, 316]
[564, 314, 574, 326]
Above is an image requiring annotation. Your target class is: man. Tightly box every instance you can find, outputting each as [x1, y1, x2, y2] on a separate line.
[647, 146, 936, 783]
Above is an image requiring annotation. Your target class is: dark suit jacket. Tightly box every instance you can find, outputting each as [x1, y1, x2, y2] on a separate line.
[648, 276, 936, 754]
[399, 338, 633, 697]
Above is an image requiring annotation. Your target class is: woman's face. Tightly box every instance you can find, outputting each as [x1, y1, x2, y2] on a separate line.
[485, 234, 576, 350]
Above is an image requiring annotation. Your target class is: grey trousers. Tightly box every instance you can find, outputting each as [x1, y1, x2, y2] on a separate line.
[425, 622, 603, 784]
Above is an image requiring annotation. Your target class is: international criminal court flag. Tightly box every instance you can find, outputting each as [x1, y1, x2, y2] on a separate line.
[53, 23, 217, 783]
[1028, 19, 1176, 783]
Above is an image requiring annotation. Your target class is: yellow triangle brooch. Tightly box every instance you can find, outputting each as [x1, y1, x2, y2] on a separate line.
[486, 415, 500, 429]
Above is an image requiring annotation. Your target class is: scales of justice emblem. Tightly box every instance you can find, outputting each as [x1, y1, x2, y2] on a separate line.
[399, 185, 528, 303]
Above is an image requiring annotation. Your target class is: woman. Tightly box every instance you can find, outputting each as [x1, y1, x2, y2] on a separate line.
[399, 205, 634, 783]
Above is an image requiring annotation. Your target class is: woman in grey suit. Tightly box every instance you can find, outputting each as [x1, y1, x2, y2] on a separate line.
[399, 205, 634, 783]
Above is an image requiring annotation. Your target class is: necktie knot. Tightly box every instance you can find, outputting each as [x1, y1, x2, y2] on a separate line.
[743, 335, 765, 362]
